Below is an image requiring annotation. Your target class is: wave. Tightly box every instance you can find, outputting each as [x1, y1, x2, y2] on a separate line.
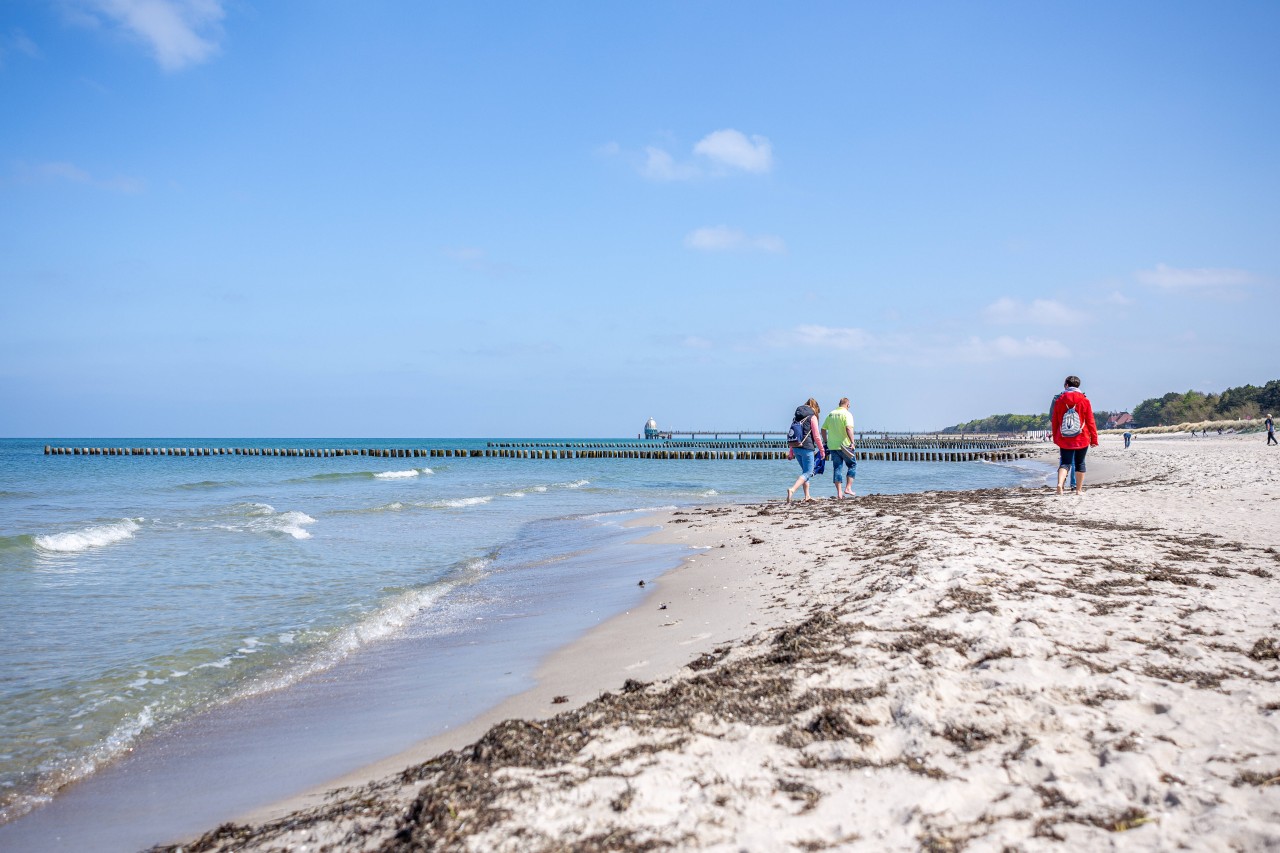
[220, 503, 315, 540]
[226, 553, 493, 704]
[0, 703, 159, 825]
[0, 551, 496, 824]
[292, 468, 434, 484]
[0, 533, 37, 554]
[175, 480, 240, 491]
[374, 469, 431, 480]
[431, 496, 493, 509]
[33, 519, 141, 553]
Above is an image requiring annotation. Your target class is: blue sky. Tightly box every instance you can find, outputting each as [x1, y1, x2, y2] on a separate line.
[2, 2, 1277, 437]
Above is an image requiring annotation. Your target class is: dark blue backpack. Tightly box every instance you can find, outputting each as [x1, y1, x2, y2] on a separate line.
[787, 419, 809, 447]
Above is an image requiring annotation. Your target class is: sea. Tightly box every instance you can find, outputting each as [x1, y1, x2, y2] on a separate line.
[0, 437, 1050, 851]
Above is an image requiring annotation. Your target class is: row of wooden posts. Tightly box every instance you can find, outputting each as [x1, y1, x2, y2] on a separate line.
[44, 445, 1031, 463]
[489, 438, 1034, 451]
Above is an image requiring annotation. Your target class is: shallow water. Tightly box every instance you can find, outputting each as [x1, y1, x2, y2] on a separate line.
[0, 437, 1048, 849]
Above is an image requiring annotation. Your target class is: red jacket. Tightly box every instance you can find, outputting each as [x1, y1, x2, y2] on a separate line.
[1051, 389, 1098, 449]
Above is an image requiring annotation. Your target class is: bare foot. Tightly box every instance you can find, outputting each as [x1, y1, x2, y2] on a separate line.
[786, 488, 794, 502]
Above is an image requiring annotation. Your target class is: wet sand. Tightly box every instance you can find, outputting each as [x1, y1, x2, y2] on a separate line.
[153, 434, 1280, 850]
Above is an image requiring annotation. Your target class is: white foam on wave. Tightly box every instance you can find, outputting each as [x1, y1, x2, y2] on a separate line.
[34, 519, 141, 553]
[434, 496, 493, 508]
[231, 564, 486, 702]
[0, 701, 159, 825]
[373, 467, 431, 479]
[227, 503, 316, 540]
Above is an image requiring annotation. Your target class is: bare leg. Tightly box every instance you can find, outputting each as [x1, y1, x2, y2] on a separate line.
[1056, 467, 1068, 494]
[787, 475, 808, 501]
[845, 477, 856, 497]
[1075, 471, 1086, 495]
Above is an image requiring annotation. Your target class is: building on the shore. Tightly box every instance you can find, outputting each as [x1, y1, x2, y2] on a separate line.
[1105, 412, 1133, 430]
[643, 418, 661, 439]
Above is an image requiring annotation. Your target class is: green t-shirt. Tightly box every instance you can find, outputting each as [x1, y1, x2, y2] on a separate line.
[821, 408, 854, 450]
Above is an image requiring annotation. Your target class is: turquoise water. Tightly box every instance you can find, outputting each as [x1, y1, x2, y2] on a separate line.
[0, 437, 1045, 839]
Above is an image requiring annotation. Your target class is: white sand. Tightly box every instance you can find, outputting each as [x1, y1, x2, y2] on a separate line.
[165, 434, 1280, 851]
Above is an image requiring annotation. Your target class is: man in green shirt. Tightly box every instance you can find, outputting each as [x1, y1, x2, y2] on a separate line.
[821, 397, 857, 499]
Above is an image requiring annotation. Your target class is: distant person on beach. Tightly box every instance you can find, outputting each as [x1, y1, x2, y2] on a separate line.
[821, 397, 857, 499]
[786, 400, 825, 502]
[1267, 414, 1277, 446]
[1124, 430, 1132, 449]
[1050, 375, 1099, 495]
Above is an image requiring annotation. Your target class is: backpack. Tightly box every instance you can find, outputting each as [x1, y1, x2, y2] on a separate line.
[1060, 403, 1083, 438]
[786, 419, 810, 448]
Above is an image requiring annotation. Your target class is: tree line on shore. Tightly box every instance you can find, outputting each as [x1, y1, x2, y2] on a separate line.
[940, 379, 1279, 433]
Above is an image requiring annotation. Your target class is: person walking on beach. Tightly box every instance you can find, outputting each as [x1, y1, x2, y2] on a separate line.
[786, 400, 825, 502]
[1267, 414, 1277, 446]
[1051, 375, 1099, 495]
[821, 397, 857, 499]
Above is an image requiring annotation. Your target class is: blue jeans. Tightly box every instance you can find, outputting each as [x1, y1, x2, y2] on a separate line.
[829, 448, 856, 483]
[793, 447, 815, 481]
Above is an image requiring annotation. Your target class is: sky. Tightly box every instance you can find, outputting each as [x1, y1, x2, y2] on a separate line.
[2, 1, 1277, 437]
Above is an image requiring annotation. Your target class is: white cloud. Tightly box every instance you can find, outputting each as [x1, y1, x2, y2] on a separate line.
[1135, 263, 1259, 290]
[953, 335, 1070, 362]
[767, 325, 875, 351]
[641, 146, 699, 182]
[983, 297, 1087, 326]
[1, 29, 41, 65]
[762, 325, 1067, 364]
[693, 129, 773, 173]
[71, 0, 225, 71]
[442, 246, 519, 277]
[685, 226, 785, 253]
[624, 128, 773, 181]
[17, 160, 144, 193]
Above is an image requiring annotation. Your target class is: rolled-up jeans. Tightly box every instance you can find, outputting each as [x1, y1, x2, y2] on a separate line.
[829, 447, 856, 482]
[793, 447, 815, 481]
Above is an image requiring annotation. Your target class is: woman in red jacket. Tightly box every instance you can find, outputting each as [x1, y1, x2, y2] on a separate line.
[1051, 375, 1099, 495]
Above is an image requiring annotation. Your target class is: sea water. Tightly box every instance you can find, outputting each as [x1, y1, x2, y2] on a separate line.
[0, 437, 1047, 849]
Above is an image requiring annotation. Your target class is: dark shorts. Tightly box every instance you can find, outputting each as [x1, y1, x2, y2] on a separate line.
[1059, 447, 1088, 472]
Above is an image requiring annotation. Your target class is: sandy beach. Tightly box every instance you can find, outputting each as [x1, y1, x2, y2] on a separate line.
[156, 433, 1280, 851]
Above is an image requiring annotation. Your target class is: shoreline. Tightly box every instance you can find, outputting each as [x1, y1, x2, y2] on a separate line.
[155, 434, 1280, 849]
[162, 441, 1181, 845]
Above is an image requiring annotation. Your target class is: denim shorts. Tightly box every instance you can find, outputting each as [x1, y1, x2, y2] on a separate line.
[829, 447, 856, 481]
[793, 447, 815, 481]
[1058, 447, 1088, 472]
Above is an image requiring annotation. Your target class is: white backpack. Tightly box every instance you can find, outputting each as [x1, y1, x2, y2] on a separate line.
[1060, 403, 1083, 438]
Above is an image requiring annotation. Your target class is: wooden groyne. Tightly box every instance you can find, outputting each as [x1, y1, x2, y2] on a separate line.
[43, 441, 1037, 463]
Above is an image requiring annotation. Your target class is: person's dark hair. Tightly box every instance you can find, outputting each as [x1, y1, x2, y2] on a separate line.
[1064, 375, 1081, 388]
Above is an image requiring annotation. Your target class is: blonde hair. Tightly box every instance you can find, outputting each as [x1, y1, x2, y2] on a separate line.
[806, 397, 821, 416]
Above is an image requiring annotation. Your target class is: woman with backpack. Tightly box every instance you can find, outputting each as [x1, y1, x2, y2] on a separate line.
[786, 399, 825, 502]
[1051, 376, 1099, 495]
